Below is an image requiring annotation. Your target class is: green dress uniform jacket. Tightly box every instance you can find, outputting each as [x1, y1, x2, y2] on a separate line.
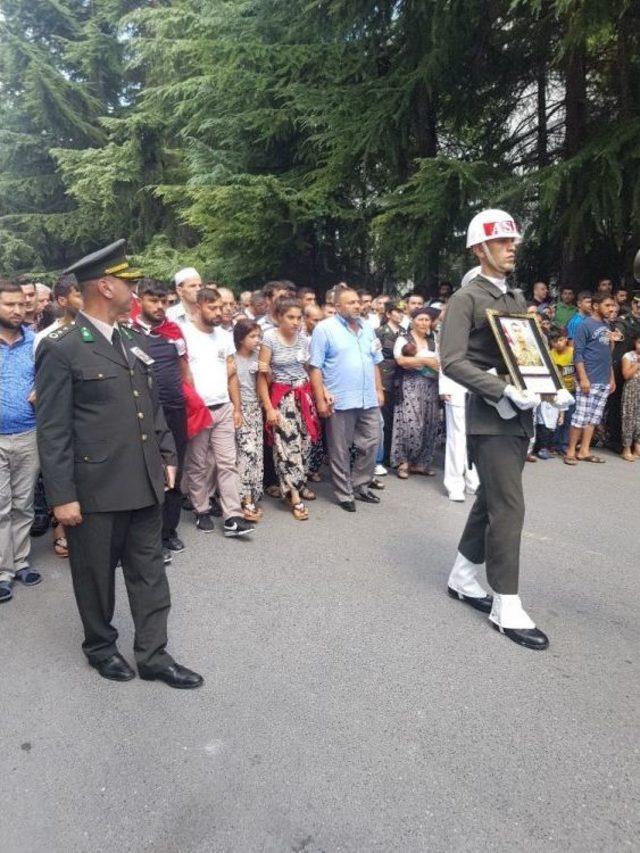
[439, 274, 533, 595]
[439, 275, 534, 439]
[35, 318, 176, 512]
[35, 316, 178, 667]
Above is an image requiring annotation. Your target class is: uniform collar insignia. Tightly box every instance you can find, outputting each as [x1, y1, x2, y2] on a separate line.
[119, 324, 133, 339]
[80, 326, 95, 342]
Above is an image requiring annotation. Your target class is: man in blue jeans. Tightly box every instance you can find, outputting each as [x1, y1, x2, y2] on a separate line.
[0, 280, 42, 603]
[309, 287, 385, 512]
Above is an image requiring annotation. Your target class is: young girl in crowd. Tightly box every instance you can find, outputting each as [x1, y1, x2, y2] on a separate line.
[257, 297, 320, 520]
[232, 319, 264, 521]
[391, 307, 440, 478]
[620, 334, 640, 462]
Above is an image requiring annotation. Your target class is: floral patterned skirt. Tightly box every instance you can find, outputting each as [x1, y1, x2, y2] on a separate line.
[272, 391, 312, 495]
[235, 399, 264, 503]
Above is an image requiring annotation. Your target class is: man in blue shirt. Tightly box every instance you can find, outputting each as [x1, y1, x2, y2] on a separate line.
[564, 292, 615, 464]
[309, 287, 384, 511]
[0, 280, 42, 602]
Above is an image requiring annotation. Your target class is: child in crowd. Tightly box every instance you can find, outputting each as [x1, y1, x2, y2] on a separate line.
[620, 334, 640, 462]
[257, 297, 320, 520]
[232, 319, 264, 521]
[549, 329, 576, 455]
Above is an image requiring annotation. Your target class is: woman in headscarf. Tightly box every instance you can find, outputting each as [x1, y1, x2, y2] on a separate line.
[391, 307, 441, 478]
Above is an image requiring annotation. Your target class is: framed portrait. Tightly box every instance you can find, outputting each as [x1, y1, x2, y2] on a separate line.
[486, 310, 563, 397]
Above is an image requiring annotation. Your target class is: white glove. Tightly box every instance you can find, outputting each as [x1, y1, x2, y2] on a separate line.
[551, 388, 574, 411]
[503, 384, 541, 411]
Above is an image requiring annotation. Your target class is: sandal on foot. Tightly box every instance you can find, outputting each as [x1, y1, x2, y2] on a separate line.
[14, 568, 42, 586]
[300, 487, 316, 501]
[0, 581, 13, 603]
[563, 456, 579, 466]
[577, 454, 606, 464]
[409, 466, 436, 476]
[290, 501, 309, 521]
[308, 472, 321, 483]
[621, 451, 636, 462]
[265, 485, 281, 499]
[53, 537, 69, 558]
[397, 464, 409, 479]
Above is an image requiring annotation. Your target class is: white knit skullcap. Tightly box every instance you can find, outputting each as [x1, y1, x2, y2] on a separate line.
[174, 267, 200, 286]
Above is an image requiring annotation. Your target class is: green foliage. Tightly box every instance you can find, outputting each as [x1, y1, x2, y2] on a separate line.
[0, 0, 638, 289]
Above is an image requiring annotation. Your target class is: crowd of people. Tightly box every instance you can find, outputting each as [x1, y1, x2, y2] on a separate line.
[2, 267, 640, 577]
[1, 234, 639, 672]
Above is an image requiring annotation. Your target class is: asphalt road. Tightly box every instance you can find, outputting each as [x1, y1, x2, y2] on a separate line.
[3, 452, 639, 852]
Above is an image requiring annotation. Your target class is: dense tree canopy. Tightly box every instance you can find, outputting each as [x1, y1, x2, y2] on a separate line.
[1, 0, 638, 292]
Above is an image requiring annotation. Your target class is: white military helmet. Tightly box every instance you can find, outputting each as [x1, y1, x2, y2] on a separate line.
[466, 209, 522, 248]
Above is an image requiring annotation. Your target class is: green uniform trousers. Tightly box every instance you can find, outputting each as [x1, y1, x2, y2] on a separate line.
[66, 504, 173, 668]
[457, 435, 528, 595]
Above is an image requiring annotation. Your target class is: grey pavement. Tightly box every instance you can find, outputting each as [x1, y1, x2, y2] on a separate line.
[2, 452, 639, 852]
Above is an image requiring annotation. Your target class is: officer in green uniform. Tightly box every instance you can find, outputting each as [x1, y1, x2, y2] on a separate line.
[440, 210, 572, 651]
[35, 240, 203, 688]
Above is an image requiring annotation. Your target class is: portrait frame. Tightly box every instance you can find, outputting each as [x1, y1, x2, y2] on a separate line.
[486, 310, 563, 399]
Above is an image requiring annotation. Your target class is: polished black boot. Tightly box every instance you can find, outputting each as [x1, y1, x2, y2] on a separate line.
[491, 623, 549, 650]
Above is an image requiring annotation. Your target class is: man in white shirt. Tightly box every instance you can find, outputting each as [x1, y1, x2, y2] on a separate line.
[180, 287, 253, 537]
[33, 274, 83, 352]
[166, 267, 203, 324]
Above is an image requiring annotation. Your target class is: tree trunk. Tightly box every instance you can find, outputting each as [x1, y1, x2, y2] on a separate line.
[559, 41, 587, 287]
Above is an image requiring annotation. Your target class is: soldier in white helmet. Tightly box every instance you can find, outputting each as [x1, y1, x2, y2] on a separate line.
[439, 209, 572, 650]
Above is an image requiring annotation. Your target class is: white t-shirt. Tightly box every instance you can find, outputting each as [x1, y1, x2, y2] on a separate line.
[180, 322, 235, 406]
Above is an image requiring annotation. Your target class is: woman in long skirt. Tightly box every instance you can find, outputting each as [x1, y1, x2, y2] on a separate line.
[257, 297, 320, 520]
[391, 308, 440, 478]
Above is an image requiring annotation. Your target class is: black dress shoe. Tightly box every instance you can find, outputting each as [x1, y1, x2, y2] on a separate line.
[339, 500, 356, 512]
[491, 622, 549, 650]
[355, 489, 380, 504]
[447, 586, 493, 614]
[164, 536, 185, 552]
[138, 662, 204, 689]
[90, 653, 136, 682]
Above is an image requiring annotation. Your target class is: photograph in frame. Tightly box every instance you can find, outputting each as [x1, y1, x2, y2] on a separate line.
[486, 310, 563, 397]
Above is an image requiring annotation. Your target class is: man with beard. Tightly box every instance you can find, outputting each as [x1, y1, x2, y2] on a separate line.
[179, 287, 255, 537]
[36, 240, 203, 688]
[132, 279, 193, 563]
[0, 280, 41, 603]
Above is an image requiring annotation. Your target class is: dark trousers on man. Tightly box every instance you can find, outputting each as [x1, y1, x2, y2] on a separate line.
[457, 435, 528, 595]
[161, 406, 188, 545]
[325, 407, 381, 502]
[66, 503, 173, 668]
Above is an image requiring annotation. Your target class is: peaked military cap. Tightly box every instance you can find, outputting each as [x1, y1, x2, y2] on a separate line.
[63, 239, 143, 284]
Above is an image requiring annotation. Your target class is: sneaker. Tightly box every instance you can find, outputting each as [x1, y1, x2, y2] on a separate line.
[374, 464, 387, 476]
[223, 517, 255, 538]
[536, 448, 552, 460]
[194, 512, 215, 533]
[448, 492, 465, 502]
[163, 548, 173, 565]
